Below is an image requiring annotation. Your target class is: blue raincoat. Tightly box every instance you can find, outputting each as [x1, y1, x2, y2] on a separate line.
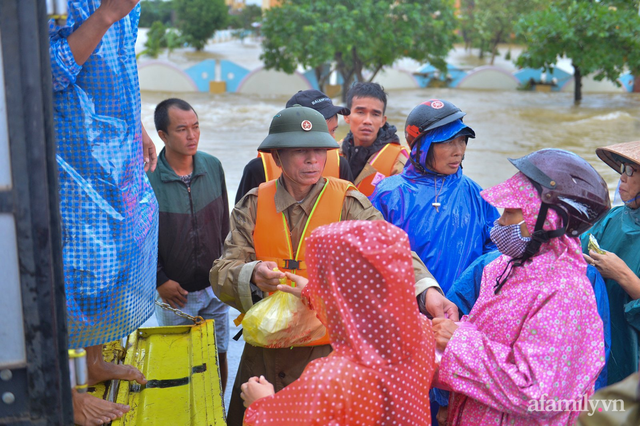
[50, 2, 158, 348]
[446, 250, 611, 390]
[370, 127, 499, 418]
[370, 165, 499, 293]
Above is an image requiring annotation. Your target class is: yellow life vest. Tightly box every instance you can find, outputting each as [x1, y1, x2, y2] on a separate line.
[253, 177, 354, 346]
[259, 149, 341, 181]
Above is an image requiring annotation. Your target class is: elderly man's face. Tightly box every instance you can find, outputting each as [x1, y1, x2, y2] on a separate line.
[275, 148, 327, 189]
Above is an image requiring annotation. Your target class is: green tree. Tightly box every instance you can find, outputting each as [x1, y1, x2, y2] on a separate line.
[139, 0, 175, 28]
[174, 0, 228, 51]
[142, 21, 167, 58]
[140, 20, 185, 59]
[459, 0, 547, 64]
[228, 4, 262, 30]
[260, 0, 458, 100]
[516, 0, 640, 103]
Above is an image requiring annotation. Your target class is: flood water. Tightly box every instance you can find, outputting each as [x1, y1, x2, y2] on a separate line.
[140, 88, 640, 410]
[141, 88, 640, 203]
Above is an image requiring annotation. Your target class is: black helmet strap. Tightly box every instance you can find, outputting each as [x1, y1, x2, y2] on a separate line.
[494, 203, 568, 294]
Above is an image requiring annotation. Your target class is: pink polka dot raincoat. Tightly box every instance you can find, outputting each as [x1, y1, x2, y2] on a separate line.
[243, 220, 436, 425]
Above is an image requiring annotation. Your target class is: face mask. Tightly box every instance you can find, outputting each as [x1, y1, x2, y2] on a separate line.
[490, 219, 531, 259]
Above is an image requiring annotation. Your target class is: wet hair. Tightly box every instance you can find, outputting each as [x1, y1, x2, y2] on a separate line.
[346, 82, 388, 113]
[154, 98, 197, 134]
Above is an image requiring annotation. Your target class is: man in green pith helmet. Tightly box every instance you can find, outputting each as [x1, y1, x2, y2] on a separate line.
[210, 105, 457, 425]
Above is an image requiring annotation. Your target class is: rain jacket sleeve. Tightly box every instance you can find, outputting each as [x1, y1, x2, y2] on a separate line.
[49, 11, 83, 92]
[446, 251, 501, 316]
[439, 279, 604, 418]
[587, 265, 611, 390]
[243, 360, 384, 426]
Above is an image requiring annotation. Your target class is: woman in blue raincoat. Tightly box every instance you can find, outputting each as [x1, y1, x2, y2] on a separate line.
[370, 99, 499, 425]
[370, 100, 498, 294]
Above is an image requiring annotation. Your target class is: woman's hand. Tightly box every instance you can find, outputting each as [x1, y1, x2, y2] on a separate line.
[277, 272, 308, 298]
[589, 250, 640, 299]
[432, 318, 459, 352]
[240, 376, 275, 408]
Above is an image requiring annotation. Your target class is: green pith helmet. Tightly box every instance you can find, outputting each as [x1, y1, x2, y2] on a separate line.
[258, 105, 339, 152]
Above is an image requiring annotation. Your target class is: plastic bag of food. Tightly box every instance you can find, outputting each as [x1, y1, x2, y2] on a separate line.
[242, 272, 326, 348]
[588, 234, 606, 254]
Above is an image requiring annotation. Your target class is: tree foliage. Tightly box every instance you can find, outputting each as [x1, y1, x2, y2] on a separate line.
[228, 4, 262, 30]
[174, 0, 228, 51]
[458, 0, 547, 64]
[260, 0, 458, 99]
[139, 0, 175, 28]
[141, 21, 185, 58]
[516, 0, 640, 102]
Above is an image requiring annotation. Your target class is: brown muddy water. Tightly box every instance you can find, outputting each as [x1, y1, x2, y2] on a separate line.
[141, 88, 640, 203]
[140, 88, 639, 410]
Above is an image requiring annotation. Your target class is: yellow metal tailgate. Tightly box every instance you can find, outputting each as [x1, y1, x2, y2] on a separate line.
[112, 320, 226, 425]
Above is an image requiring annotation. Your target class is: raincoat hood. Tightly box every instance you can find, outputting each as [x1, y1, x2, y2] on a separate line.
[409, 119, 475, 175]
[439, 171, 604, 425]
[243, 220, 436, 425]
[481, 171, 583, 260]
[302, 220, 427, 366]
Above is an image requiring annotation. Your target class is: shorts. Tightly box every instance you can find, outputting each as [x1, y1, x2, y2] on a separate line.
[155, 286, 229, 353]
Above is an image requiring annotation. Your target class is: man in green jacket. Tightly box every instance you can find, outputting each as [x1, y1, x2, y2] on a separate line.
[147, 98, 230, 390]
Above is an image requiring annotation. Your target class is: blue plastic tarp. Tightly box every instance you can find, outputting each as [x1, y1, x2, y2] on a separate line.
[50, 2, 158, 348]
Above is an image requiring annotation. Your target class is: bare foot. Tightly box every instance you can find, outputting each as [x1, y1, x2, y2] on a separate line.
[85, 345, 147, 386]
[73, 389, 130, 425]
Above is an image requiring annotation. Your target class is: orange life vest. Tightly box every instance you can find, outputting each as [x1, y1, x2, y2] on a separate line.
[259, 149, 341, 181]
[356, 143, 409, 196]
[253, 177, 355, 346]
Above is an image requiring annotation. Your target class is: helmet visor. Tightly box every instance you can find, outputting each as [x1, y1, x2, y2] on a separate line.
[411, 119, 476, 164]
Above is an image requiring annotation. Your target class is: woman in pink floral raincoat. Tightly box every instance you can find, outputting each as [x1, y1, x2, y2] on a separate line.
[433, 149, 610, 425]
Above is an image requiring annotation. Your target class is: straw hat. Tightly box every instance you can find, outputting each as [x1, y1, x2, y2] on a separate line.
[596, 141, 640, 174]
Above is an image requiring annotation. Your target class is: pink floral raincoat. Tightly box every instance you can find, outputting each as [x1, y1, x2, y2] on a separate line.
[439, 172, 605, 425]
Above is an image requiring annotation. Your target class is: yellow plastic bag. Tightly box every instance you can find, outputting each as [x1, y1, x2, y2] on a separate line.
[241, 290, 326, 348]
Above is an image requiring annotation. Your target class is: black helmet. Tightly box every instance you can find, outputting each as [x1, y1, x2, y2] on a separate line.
[492, 148, 611, 294]
[510, 148, 611, 238]
[405, 99, 467, 148]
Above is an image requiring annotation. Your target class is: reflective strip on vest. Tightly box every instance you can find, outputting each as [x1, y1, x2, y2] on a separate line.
[356, 143, 409, 196]
[259, 149, 341, 181]
[253, 177, 354, 346]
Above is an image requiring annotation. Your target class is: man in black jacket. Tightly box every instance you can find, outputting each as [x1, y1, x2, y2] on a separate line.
[147, 98, 230, 390]
[341, 82, 408, 196]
